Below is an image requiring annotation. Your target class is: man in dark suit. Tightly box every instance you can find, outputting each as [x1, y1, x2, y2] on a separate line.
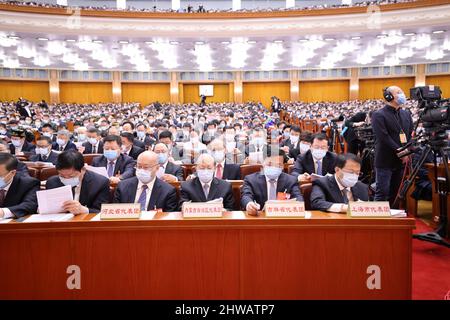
[52, 130, 77, 152]
[82, 128, 103, 154]
[291, 133, 337, 183]
[122, 121, 146, 149]
[121, 132, 144, 160]
[179, 153, 234, 211]
[310, 153, 369, 213]
[136, 123, 156, 149]
[241, 148, 303, 215]
[9, 129, 36, 155]
[15, 98, 34, 119]
[0, 141, 29, 177]
[30, 136, 59, 165]
[372, 86, 413, 207]
[41, 123, 57, 143]
[153, 143, 184, 182]
[114, 151, 178, 212]
[201, 122, 220, 145]
[46, 151, 110, 214]
[92, 135, 136, 184]
[208, 139, 241, 180]
[0, 153, 39, 219]
[342, 112, 367, 156]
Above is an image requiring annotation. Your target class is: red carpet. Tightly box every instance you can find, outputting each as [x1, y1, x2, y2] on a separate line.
[412, 219, 450, 300]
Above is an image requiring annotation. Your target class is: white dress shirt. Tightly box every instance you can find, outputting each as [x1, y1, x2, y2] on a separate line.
[327, 175, 353, 213]
[134, 178, 156, 211]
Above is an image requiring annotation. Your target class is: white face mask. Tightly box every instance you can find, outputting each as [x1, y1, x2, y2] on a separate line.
[311, 148, 327, 160]
[36, 147, 50, 156]
[136, 169, 154, 184]
[299, 142, 310, 155]
[290, 135, 299, 144]
[11, 139, 22, 147]
[340, 171, 359, 188]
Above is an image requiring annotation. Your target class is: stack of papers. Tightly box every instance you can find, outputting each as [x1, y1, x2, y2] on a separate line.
[0, 219, 11, 224]
[390, 210, 407, 218]
[24, 214, 74, 223]
[85, 165, 109, 179]
[36, 185, 73, 214]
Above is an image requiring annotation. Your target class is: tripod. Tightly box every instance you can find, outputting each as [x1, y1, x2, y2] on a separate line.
[329, 122, 344, 153]
[398, 144, 449, 248]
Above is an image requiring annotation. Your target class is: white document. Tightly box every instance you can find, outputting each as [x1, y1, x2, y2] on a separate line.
[24, 214, 74, 223]
[85, 165, 109, 179]
[390, 209, 407, 218]
[249, 151, 264, 164]
[36, 185, 74, 214]
[206, 198, 223, 204]
[0, 218, 11, 224]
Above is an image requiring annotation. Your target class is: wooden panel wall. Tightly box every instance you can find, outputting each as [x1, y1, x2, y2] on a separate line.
[59, 82, 112, 103]
[182, 83, 232, 103]
[0, 80, 49, 102]
[121, 83, 170, 105]
[425, 75, 450, 98]
[242, 82, 290, 108]
[359, 77, 415, 99]
[299, 80, 349, 102]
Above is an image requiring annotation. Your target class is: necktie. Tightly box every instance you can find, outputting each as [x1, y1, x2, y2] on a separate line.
[203, 183, 209, 200]
[268, 179, 277, 200]
[138, 185, 148, 211]
[317, 160, 322, 175]
[42, 155, 47, 161]
[0, 189, 6, 207]
[342, 188, 349, 204]
[93, 145, 96, 154]
[216, 164, 223, 179]
[107, 161, 115, 177]
[60, 145, 63, 151]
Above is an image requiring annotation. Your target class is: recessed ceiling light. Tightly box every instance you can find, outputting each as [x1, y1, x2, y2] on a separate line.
[65, 39, 76, 42]
[145, 41, 154, 44]
[298, 39, 308, 42]
[93, 40, 103, 44]
[404, 32, 416, 36]
[432, 30, 445, 34]
[195, 41, 205, 45]
[170, 41, 179, 45]
[118, 40, 129, 44]
[273, 40, 283, 43]
[37, 37, 49, 41]
[8, 35, 21, 40]
[351, 36, 361, 40]
[247, 40, 256, 44]
[221, 41, 230, 45]
[325, 38, 335, 41]
[377, 34, 387, 39]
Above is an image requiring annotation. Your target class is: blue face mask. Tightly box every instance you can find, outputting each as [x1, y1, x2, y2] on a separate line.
[397, 93, 406, 105]
[59, 176, 80, 187]
[137, 131, 146, 139]
[197, 169, 214, 184]
[0, 172, 12, 189]
[104, 150, 118, 161]
[340, 172, 359, 188]
[157, 153, 168, 164]
[264, 166, 282, 180]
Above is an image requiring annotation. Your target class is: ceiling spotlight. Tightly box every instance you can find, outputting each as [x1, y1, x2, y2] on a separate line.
[8, 35, 21, 40]
[298, 39, 308, 42]
[351, 36, 361, 40]
[273, 40, 284, 43]
[377, 34, 387, 39]
[118, 40, 129, 44]
[221, 41, 230, 45]
[145, 41, 154, 44]
[37, 37, 49, 41]
[247, 40, 257, 44]
[404, 32, 416, 36]
[93, 40, 103, 44]
[324, 38, 335, 41]
[195, 41, 205, 45]
[65, 39, 76, 42]
[170, 41, 180, 45]
[432, 30, 445, 34]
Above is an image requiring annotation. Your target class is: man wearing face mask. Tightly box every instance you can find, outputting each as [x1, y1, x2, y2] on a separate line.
[291, 133, 337, 182]
[52, 130, 77, 152]
[241, 148, 303, 216]
[82, 128, 104, 154]
[8, 129, 36, 155]
[0, 153, 39, 219]
[310, 153, 369, 213]
[120, 132, 144, 160]
[30, 136, 58, 165]
[0, 141, 30, 177]
[114, 151, 178, 212]
[41, 124, 57, 143]
[136, 123, 155, 149]
[372, 86, 413, 207]
[46, 151, 110, 214]
[208, 139, 241, 180]
[92, 135, 136, 184]
[281, 125, 303, 161]
[122, 121, 146, 149]
[179, 153, 234, 211]
[153, 143, 183, 182]
[201, 122, 219, 145]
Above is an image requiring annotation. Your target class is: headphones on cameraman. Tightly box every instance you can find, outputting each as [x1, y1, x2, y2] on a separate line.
[383, 87, 394, 102]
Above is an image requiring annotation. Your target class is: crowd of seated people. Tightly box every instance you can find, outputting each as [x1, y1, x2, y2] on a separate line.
[0, 0, 418, 14]
[0, 96, 434, 220]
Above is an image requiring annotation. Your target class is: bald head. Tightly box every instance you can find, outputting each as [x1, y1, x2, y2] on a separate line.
[385, 86, 405, 108]
[137, 151, 159, 175]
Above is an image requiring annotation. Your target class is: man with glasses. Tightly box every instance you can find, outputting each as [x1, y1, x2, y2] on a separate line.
[113, 151, 177, 212]
[30, 136, 58, 165]
[310, 153, 369, 213]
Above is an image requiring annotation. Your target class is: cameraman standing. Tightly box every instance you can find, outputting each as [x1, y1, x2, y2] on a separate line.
[343, 111, 367, 155]
[372, 86, 413, 207]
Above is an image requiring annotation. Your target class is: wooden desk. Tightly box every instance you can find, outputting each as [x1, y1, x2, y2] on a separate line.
[0, 212, 414, 300]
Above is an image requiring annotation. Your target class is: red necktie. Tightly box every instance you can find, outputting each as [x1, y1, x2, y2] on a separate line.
[216, 164, 223, 179]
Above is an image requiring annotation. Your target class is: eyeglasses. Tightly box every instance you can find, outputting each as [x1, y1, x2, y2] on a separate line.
[135, 163, 159, 171]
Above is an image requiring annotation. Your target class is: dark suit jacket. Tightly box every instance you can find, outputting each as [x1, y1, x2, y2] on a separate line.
[135, 135, 155, 149]
[125, 145, 144, 160]
[91, 153, 135, 180]
[282, 138, 302, 160]
[52, 141, 77, 152]
[165, 162, 184, 181]
[16, 160, 30, 177]
[291, 150, 337, 178]
[114, 177, 178, 212]
[132, 139, 146, 149]
[9, 140, 36, 155]
[222, 163, 241, 180]
[372, 105, 413, 168]
[30, 151, 59, 165]
[310, 175, 369, 212]
[46, 170, 110, 213]
[82, 141, 104, 154]
[241, 172, 303, 210]
[3, 174, 39, 218]
[179, 177, 234, 211]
